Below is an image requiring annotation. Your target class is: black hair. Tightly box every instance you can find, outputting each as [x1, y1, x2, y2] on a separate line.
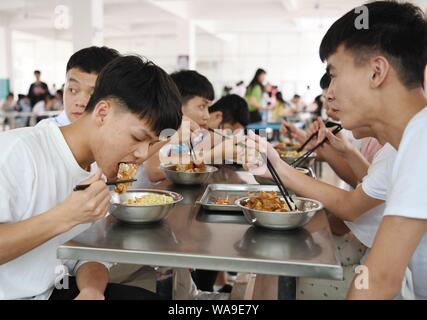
[34, 70, 41, 75]
[86, 55, 182, 135]
[246, 68, 266, 94]
[320, 73, 331, 90]
[7, 92, 14, 98]
[276, 91, 286, 104]
[66, 46, 121, 74]
[209, 94, 249, 127]
[319, 1, 427, 89]
[313, 95, 324, 117]
[170, 70, 215, 103]
[293, 94, 301, 99]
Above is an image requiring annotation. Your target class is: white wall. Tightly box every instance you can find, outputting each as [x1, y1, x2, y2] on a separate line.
[8, 27, 328, 105]
[105, 28, 327, 104]
[196, 30, 327, 103]
[11, 31, 72, 95]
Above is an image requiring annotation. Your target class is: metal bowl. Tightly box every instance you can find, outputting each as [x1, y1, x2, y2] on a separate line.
[110, 189, 183, 224]
[254, 167, 311, 185]
[161, 164, 218, 185]
[236, 196, 323, 230]
[280, 152, 317, 168]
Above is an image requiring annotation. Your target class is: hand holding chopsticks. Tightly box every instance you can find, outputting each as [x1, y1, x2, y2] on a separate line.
[291, 125, 343, 168]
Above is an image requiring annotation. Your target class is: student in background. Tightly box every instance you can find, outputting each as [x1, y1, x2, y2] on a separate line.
[271, 91, 293, 122]
[208, 94, 250, 131]
[27, 70, 49, 109]
[37, 46, 120, 127]
[144, 70, 215, 183]
[245, 68, 266, 123]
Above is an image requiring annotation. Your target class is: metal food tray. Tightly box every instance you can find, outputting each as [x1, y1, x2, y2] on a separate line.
[197, 184, 285, 212]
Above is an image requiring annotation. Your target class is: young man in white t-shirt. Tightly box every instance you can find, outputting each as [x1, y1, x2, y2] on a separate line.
[317, 1, 427, 299]
[37, 46, 120, 127]
[0, 55, 182, 300]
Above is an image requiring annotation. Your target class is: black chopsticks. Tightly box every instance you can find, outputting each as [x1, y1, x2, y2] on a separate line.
[291, 125, 343, 168]
[296, 121, 341, 152]
[209, 127, 295, 209]
[260, 153, 295, 210]
[73, 179, 137, 191]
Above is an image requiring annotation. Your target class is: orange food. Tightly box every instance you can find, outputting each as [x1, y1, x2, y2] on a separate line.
[115, 163, 138, 193]
[243, 191, 290, 212]
[174, 162, 206, 173]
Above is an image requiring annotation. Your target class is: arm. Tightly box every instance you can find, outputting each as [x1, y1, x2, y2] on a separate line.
[317, 121, 370, 184]
[317, 145, 359, 188]
[277, 164, 383, 222]
[0, 208, 73, 265]
[0, 171, 110, 265]
[347, 216, 427, 299]
[74, 262, 109, 300]
[244, 132, 382, 223]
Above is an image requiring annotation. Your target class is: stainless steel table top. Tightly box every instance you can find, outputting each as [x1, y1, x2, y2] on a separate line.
[58, 165, 343, 280]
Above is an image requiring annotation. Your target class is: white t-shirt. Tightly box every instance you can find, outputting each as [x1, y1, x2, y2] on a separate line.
[344, 143, 396, 248]
[36, 111, 71, 127]
[384, 106, 427, 299]
[0, 124, 96, 300]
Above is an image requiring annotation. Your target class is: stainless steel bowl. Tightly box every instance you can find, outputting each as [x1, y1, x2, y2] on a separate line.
[236, 196, 323, 230]
[254, 167, 310, 185]
[280, 152, 317, 168]
[110, 189, 183, 224]
[161, 164, 218, 185]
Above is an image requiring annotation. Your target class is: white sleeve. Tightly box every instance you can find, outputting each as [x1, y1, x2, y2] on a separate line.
[384, 124, 427, 219]
[0, 139, 34, 223]
[361, 144, 396, 201]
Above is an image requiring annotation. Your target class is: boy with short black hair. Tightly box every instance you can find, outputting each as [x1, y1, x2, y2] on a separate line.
[37, 46, 120, 127]
[144, 70, 215, 182]
[0, 55, 182, 300]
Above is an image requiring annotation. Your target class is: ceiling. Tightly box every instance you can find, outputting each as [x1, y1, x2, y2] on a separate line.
[1, 0, 425, 40]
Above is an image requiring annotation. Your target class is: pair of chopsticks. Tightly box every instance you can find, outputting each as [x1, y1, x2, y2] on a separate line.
[291, 125, 343, 168]
[296, 121, 341, 152]
[262, 154, 295, 210]
[73, 179, 137, 191]
[209, 128, 295, 210]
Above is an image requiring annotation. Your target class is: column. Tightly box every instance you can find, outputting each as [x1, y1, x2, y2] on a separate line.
[176, 20, 196, 70]
[70, 0, 104, 52]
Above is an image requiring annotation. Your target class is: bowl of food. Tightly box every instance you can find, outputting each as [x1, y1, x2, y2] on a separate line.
[274, 141, 302, 152]
[161, 162, 218, 185]
[236, 192, 323, 230]
[110, 189, 183, 224]
[275, 149, 317, 168]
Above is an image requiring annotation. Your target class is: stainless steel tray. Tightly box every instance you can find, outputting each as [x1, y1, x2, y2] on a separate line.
[197, 184, 286, 212]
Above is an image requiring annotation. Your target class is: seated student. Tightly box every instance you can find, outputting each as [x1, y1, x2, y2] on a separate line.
[37, 46, 120, 127]
[270, 92, 293, 122]
[250, 1, 427, 299]
[207, 94, 250, 131]
[318, 1, 427, 300]
[144, 70, 215, 182]
[282, 74, 382, 189]
[0, 55, 182, 300]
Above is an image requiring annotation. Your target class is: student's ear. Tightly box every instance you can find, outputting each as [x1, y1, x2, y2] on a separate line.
[369, 55, 390, 89]
[92, 100, 112, 126]
[215, 111, 223, 121]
